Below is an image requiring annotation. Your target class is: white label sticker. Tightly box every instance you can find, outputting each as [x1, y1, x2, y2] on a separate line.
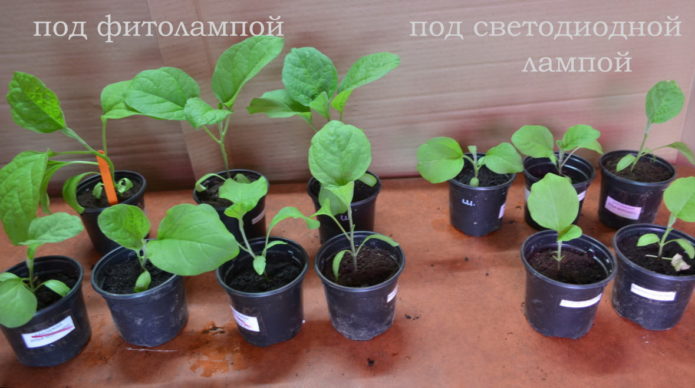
[524, 187, 530, 201]
[22, 316, 75, 349]
[461, 198, 475, 207]
[498, 203, 506, 219]
[630, 284, 676, 302]
[577, 190, 587, 201]
[251, 209, 265, 225]
[387, 285, 399, 303]
[231, 306, 260, 332]
[559, 293, 602, 308]
[605, 196, 642, 220]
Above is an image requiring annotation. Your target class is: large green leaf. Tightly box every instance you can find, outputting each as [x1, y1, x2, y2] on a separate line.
[97, 204, 150, 251]
[267, 206, 319, 233]
[645, 80, 685, 124]
[211, 36, 284, 108]
[0, 151, 48, 245]
[511, 125, 555, 160]
[308, 121, 371, 186]
[309, 91, 330, 120]
[0, 278, 37, 328]
[527, 173, 579, 232]
[318, 183, 354, 216]
[282, 47, 338, 106]
[558, 124, 602, 153]
[19, 212, 83, 251]
[664, 142, 695, 165]
[146, 204, 239, 276]
[483, 142, 523, 175]
[416, 137, 464, 184]
[219, 176, 269, 220]
[101, 80, 139, 120]
[125, 67, 200, 120]
[332, 52, 399, 112]
[664, 177, 695, 222]
[62, 172, 99, 214]
[246, 89, 311, 121]
[183, 97, 231, 128]
[6, 72, 66, 133]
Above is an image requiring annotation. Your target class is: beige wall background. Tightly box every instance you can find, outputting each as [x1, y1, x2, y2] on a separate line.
[1, 0, 694, 190]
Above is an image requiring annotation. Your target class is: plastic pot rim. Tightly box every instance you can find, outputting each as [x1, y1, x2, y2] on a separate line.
[77, 170, 147, 215]
[448, 153, 516, 191]
[216, 236, 309, 299]
[192, 168, 266, 210]
[600, 150, 676, 187]
[307, 171, 382, 208]
[91, 246, 180, 300]
[613, 223, 695, 282]
[520, 230, 617, 290]
[314, 231, 405, 293]
[522, 153, 596, 185]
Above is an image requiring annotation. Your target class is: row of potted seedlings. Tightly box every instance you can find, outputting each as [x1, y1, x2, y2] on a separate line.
[0, 36, 404, 365]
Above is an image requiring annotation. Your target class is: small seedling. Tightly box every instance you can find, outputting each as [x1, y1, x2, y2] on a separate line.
[98, 203, 239, 292]
[248, 48, 399, 130]
[635, 177, 695, 271]
[616, 81, 694, 172]
[511, 124, 603, 177]
[527, 173, 583, 265]
[416, 137, 523, 186]
[308, 121, 399, 279]
[217, 176, 319, 275]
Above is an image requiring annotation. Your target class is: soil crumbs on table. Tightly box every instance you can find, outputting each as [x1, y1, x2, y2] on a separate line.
[528, 247, 607, 284]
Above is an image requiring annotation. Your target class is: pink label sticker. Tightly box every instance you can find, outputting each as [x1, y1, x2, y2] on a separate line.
[605, 196, 641, 220]
[231, 306, 260, 332]
[22, 316, 75, 349]
[498, 204, 506, 219]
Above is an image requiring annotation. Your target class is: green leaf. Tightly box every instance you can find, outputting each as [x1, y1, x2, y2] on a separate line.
[0, 278, 37, 328]
[511, 125, 555, 160]
[101, 80, 139, 120]
[116, 178, 133, 194]
[42, 279, 70, 297]
[19, 213, 83, 251]
[219, 176, 269, 220]
[282, 47, 338, 107]
[333, 52, 399, 112]
[674, 239, 695, 259]
[125, 67, 200, 120]
[558, 125, 602, 153]
[268, 206, 320, 233]
[309, 91, 330, 120]
[470, 177, 480, 187]
[664, 142, 695, 165]
[233, 173, 251, 184]
[637, 233, 660, 246]
[0, 273, 19, 282]
[212, 36, 284, 108]
[527, 173, 579, 233]
[416, 137, 464, 184]
[616, 154, 636, 171]
[92, 183, 104, 199]
[194, 173, 223, 192]
[318, 183, 354, 216]
[146, 204, 239, 276]
[97, 204, 150, 251]
[134, 270, 151, 293]
[359, 233, 399, 248]
[62, 172, 99, 214]
[39, 160, 71, 214]
[183, 97, 231, 128]
[0, 151, 48, 245]
[645, 80, 685, 124]
[309, 121, 371, 187]
[246, 89, 311, 121]
[664, 177, 695, 222]
[484, 142, 523, 175]
[358, 172, 377, 187]
[253, 256, 266, 276]
[332, 250, 350, 279]
[6, 72, 66, 133]
[557, 224, 582, 242]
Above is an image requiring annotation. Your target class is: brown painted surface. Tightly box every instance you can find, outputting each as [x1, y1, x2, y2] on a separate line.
[1, 165, 694, 386]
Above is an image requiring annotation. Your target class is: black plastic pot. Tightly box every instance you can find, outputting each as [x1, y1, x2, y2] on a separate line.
[1, 256, 91, 367]
[91, 247, 188, 347]
[315, 231, 405, 340]
[520, 231, 616, 339]
[216, 237, 308, 347]
[611, 224, 695, 330]
[308, 172, 381, 243]
[193, 169, 266, 243]
[449, 154, 516, 236]
[78, 170, 147, 255]
[598, 150, 676, 229]
[522, 154, 595, 229]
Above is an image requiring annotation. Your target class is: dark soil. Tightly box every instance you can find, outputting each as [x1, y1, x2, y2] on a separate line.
[309, 176, 377, 203]
[35, 272, 77, 311]
[454, 164, 510, 187]
[527, 162, 587, 185]
[322, 246, 399, 287]
[603, 153, 672, 182]
[224, 251, 302, 293]
[527, 247, 608, 284]
[197, 171, 263, 208]
[618, 234, 695, 276]
[77, 177, 143, 209]
[99, 252, 173, 294]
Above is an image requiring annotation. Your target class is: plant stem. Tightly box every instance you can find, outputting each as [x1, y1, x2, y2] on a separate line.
[631, 121, 652, 171]
[557, 147, 580, 176]
[26, 256, 36, 291]
[59, 129, 116, 181]
[101, 119, 108, 154]
[657, 215, 677, 259]
[556, 241, 563, 263]
[346, 205, 358, 270]
[237, 218, 257, 262]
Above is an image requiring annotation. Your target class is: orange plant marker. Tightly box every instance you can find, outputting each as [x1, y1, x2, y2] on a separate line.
[96, 150, 118, 205]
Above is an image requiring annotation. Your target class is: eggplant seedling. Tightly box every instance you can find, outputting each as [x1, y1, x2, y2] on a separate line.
[511, 124, 603, 177]
[97, 203, 239, 292]
[527, 173, 583, 264]
[308, 121, 399, 279]
[635, 177, 695, 271]
[416, 138, 523, 186]
[615, 81, 695, 171]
